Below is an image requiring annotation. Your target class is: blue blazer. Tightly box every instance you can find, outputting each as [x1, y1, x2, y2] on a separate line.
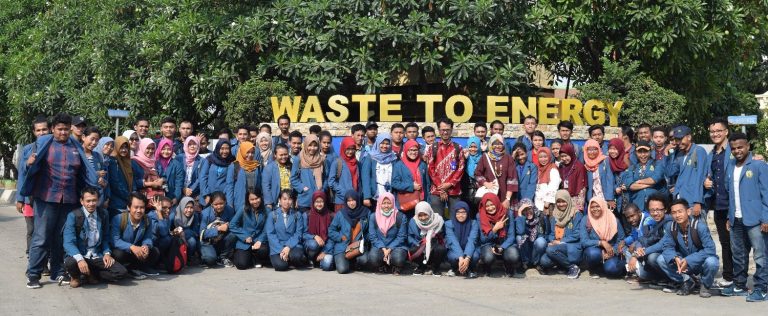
[328, 211, 371, 255]
[390, 160, 431, 209]
[622, 160, 665, 212]
[200, 205, 236, 240]
[63, 208, 111, 259]
[477, 210, 517, 249]
[156, 159, 184, 201]
[586, 160, 615, 203]
[704, 143, 733, 203]
[667, 144, 708, 205]
[580, 217, 625, 252]
[547, 212, 583, 245]
[265, 208, 305, 255]
[199, 159, 233, 206]
[726, 154, 768, 226]
[360, 156, 398, 201]
[169, 210, 201, 242]
[230, 166, 263, 213]
[659, 218, 717, 268]
[261, 162, 291, 207]
[111, 213, 155, 251]
[407, 219, 445, 248]
[368, 212, 408, 250]
[20, 135, 98, 200]
[148, 210, 172, 250]
[15, 143, 34, 204]
[106, 160, 144, 211]
[290, 156, 327, 208]
[230, 208, 268, 251]
[174, 154, 203, 197]
[327, 158, 362, 205]
[515, 214, 552, 242]
[516, 161, 538, 201]
[445, 219, 479, 258]
[301, 213, 335, 254]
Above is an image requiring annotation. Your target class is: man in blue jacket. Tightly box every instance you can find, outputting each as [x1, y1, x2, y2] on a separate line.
[656, 199, 719, 298]
[21, 113, 98, 289]
[63, 187, 127, 288]
[16, 116, 49, 258]
[666, 125, 708, 218]
[111, 193, 160, 279]
[721, 133, 768, 302]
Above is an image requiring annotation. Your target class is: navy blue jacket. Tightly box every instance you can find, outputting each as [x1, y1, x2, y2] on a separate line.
[174, 154, 203, 197]
[726, 154, 768, 226]
[445, 219, 480, 258]
[477, 210, 517, 249]
[156, 159, 184, 201]
[580, 217, 625, 252]
[290, 156, 327, 208]
[265, 208, 305, 255]
[230, 208, 268, 251]
[368, 212, 408, 250]
[63, 208, 111, 260]
[328, 211, 371, 255]
[660, 218, 718, 268]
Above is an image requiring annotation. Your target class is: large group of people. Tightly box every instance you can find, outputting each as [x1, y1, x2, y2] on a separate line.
[14, 112, 768, 302]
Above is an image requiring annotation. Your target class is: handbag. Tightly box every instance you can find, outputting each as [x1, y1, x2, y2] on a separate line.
[344, 221, 365, 260]
[398, 190, 420, 211]
[475, 154, 499, 198]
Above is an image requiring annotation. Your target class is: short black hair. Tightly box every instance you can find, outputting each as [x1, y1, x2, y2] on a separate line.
[588, 124, 605, 135]
[209, 191, 227, 203]
[237, 124, 250, 133]
[670, 198, 689, 210]
[134, 116, 149, 126]
[709, 117, 729, 129]
[490, 120, 504, 130]
[557, 121, 574, 131]
[421, 126, 435, 137]
[350, 124, 365, 134]
[259, 124, 272, 133]
[32, 115, 49, 128]
[532, 130, 546, 140]
[52, 113, 73, 127]
[180, 119, 193, 126]
[218, 128, 233, 138]
[248, 125, 258, 133]
[278, 189, 294, 201]
[161, 116, 176, 125]
[80, 186, 100, 198]
[277, 114, 291, 123]
[620, 125, 635, 142]
[637, 123, 652, 131]
[274, 143, 289, 153]
[436, 117, 454, 128]
[524, 115, 538, 124]
[473, 122, 487, 130]
[651, 126, 667, 135]
[646, 192, 669, 212]
[729, 132, 748, 143]
[289, 130, 303, 140]
[512, 142, 527, 153]
[391, 123, 405, 131]
[309, 125, 322, 135]
[622, 203, 641, 215]
[83, 126, 101, 137]
[128, 192, 148, 208]
[405, 122, 419, 130]
[319, 130, 332, 140]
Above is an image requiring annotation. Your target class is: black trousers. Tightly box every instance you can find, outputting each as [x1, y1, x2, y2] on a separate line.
[64, 256, 128, 282]
[112, 247, 160, 270]
[233, 247, 270, 270]
[714, 209, 733, 281]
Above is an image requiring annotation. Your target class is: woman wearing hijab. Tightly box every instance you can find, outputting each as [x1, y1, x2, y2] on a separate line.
[303, 191, 335, 271]
[583, 139, 616, 211]
[535, 147, 561, 213]
[254, 132, 274, 166]
[474, 134, 519, 214]
[122, 130, 140, 156]
[132, 138, 166, 202]
[407, 202, 447, 275]
[170, 197, 201, 264]
[175, 136, 204, 203]
[463, 136, 484, 212]
[367, 192, 408, 275]
[155, 138, 184, 204]
[95, 137, 114, 166]
[200, 138, 235, 206]
[328, 137, 362, 211]
[265, 189, 307, 271]
[580, 196, 626, 279]
[291, 134, 327, 213]
[445, 201, 479, 278]
[608, 138, 630, 215]
[231, 190, 270, 270]
[391, 139, 430, 217]
[106, 137, 143, 216]
[515, 199, 551, 273]
[540, 190, 584, 279]
[477, 192, 517, 277]
[327, 190, 372, 274]
[558, 143, 587, 211]
[230, 141, 263, 213]
[361, 133, 398, 208]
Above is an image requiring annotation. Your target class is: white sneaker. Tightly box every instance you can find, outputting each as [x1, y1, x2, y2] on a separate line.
[715, 279, 733, 288]
[255, 264, 263, 268]
[445, 269, 456, 277]
[129, 270, 147, 280]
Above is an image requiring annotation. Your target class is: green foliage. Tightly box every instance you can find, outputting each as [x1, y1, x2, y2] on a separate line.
[223, 79, 295, 128]
[578, 59, 686, 128]
[754, 118, 768, 155]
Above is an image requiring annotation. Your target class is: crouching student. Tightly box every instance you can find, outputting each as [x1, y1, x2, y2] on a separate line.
[328, 191, 372, 274]
[265, 190, 307, 271]
[63, 187, 127, 288]
[172, 197, 200, 265]
[147, 196, 174, 272]
[516, 199, 550, 273]
[477, 193, 518, 277]
[624, 194, 671, 285]
[231, 190, 269, 270]
[408, 202, 447, 276]
[540, 190, 583, 279]
[111, 193, 160, 280]
[581, 197, 626, 279]
[657, 199, 719, 298]
[445, 201, 480, 278]
[199, 191, 237, 268]
[368, 192, 408, 275]
[304, 191, 335, 270]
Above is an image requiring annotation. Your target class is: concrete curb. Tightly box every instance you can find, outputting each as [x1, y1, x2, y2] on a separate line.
[0, 189, 17, 205]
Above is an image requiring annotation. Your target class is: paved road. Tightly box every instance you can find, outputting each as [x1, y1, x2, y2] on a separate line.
[0, 206, 763, 315]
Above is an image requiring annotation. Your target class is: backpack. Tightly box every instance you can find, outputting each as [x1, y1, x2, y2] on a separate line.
[71, 207, 108, 239]
[670, 218, 702, 250]
[164, 236, 188, 274]
[119, 211, 150, 235]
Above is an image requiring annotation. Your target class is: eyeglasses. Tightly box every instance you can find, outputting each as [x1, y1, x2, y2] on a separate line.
[649, 208, 666, 214]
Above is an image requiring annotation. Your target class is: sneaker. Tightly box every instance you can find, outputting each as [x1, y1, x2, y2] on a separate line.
[222, 258, 234, 268]
[677, 279, 694, 296]
[715, 279, 733, 289]
[468, 272, 478, 279]
[746, 289, 767, 302]
[129, 270, 147, 280]
[140, 267, 160, 276]
[392, 267, 401, 276]
[255, 264, 263, 268]
[56, 275, 71, 286]
[699, 284, 712, 298]
[567, 265, 580, 279]
[721, 285, 749, 297]
[412, 268, 425, 276]
[445, 269, 456, 277]
[42, 266, 51, 276]
[589, 272, 600, 279]
[26, 278, 41, 289]
[662, 284, 679, 293]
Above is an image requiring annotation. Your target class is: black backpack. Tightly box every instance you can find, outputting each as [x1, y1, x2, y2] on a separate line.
[71, 207, 108, 238]
[670, 218, 702, 250]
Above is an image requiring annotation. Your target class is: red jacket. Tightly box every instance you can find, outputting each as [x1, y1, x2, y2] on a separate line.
[428, 140, 465, 196]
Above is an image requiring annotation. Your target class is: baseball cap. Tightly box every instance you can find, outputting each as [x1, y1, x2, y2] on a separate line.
[72, 116, 86, 126]
[636, 140, 652, 151]
[672, 125, 691, 139]
[365, 121, 379, 129]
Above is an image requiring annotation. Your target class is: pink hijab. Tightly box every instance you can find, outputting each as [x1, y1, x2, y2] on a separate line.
[132, 138, 156, 170]
[155, 138, 174, 170]
[587, 197, 618, 241]
[375, 192, 397, 235]
[583, 139, 606, 172]
[184, 136, 199, 167]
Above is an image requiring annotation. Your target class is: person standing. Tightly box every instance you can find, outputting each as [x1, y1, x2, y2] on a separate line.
[16, 116, 50, 260]
[667, 126, 708, 218]
[426, 118, 465, 217]
[703, 117, 734, 288]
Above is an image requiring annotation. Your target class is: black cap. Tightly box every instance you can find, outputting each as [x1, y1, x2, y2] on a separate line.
[365, 121, 379, 129]
[672, 125, 691, 138]
[636, 140, 652, 151]
[72, 116, 86, 126]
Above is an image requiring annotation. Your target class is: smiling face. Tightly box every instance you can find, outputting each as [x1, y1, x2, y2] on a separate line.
[492, 140, 504, 154]
[102, 141, 114, 156]
[438, 122, 452, 141]
[134, 120, 149, 138]
[556, 198, 568, 211]
[423, 131, 435, 145]
[237, 128, 249, 142]
[279, 193, 293, 210]
[161, 144, 173, 159]
[258, 137, 270, 151]
[128, 197, 146, 222]
[378, 139, 391, 153]
[730, 138, 749, 162]
[647, 200, 666, 222]
[637, 127, 651, 142]
[84, 132, 100, 151]
[532, 135, 544, 149]
[538, 151, 550, 166]
[143, 143, 156, 159]
[249, 193, 262, 210]
[218, 143, 231, 158]
[118, 142, 130, 157]
[33, 122, 50, 138]
[245, 148, 255, 161]
[636, 148, 650, 164]
[624, 208, 641, 227]
[670, 203, 689, 225]
[608, 145, 619, 159]
[406, 145, 419, 160]
[589, 201, 602, 218]
[468, 142, 478, 156]
[560, 152, 571, 165]
[183, 202, 195, 217]
[275, 147, 289, 165]
[474, 126, 487, 139]
[380, 197, 393, 211]
[491, 123, 504, 136]
[306, 140, 319, 156]
[162, 122, 176, 139]
[587, 146, 599, 160]
[346, 196, 357, 209]
[485, 200, 497, 215]
[313, 196, 325, 211]
[455, 208, 468, 222]
[417, 212, 429, 222]
[80, 191, 99, 213]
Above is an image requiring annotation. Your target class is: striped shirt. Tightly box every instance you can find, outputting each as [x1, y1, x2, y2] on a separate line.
[34, 140, 82, 203]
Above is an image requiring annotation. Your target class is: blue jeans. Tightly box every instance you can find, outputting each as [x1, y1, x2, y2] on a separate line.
[731, 218, 768, 291]
[319, 253, 334, 271]
[200, 233, 237, 267]
[656, 254, 719, 288]
[304, 239, 326, 264]
[27, 199, 76, 280]
[333, 251, 374, 274]
[634, 252, 664, 281]
[479, 245, 520, 271]
[368, 247, 408, 270]
[583, 246, 626, 278]
[269, 246, 307, 271]
[541, 243, 582, 269]
[519, 236, 548, 266]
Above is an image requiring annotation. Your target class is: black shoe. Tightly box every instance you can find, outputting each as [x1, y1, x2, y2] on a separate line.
[56, 275, 71, 286]
[42, 266, 51, 276]
[677, 279, 694, 296]
[26, 278, 41, 289]
[700, 284, 712, 298]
